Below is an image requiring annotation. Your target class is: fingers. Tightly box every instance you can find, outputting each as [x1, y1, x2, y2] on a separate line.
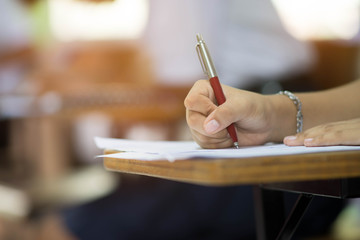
[186, 108, 229, 138]
[185, 94, 217, 116]
[203, 103, 239, 135]
[284, 133, 337, 147]
[184, 80, 235, 148]
[184, 80, 217, 115]
[284, 119, 360, 146]
[283, 125, 335, 147]
[186, 109, 228, 137]
[184, 79, 274, 148]
[283, 135, 307, 146]
[187, 109, 233, 148]
[190, 128, 234, 149]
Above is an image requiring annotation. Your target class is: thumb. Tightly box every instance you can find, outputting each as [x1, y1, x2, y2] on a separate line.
[203, 103, 237, 134]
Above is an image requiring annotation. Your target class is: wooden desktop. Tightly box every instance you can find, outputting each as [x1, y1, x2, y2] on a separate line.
[103, 149, 360, 239]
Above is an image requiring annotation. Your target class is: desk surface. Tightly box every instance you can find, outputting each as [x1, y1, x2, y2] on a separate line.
[104, 149, 360, 186]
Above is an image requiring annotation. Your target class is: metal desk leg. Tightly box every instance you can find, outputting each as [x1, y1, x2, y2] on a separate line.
[254, 186, 314, 240]
[253, 186, 285, 240]
[276, 194, 313, 240]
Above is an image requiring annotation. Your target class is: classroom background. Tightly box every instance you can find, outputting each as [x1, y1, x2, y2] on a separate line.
[0, 0, 360, 239]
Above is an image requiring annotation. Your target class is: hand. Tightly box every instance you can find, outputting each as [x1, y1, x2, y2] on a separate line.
[284, 118, 360, 146]
[184, 80, 274, 148]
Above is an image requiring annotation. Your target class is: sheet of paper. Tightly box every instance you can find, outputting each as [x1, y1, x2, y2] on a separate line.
[95, 137, 360, 162]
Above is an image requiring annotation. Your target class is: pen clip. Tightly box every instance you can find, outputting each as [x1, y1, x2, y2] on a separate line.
[196, 34, 217, 78]
[196, 43, 208, 77]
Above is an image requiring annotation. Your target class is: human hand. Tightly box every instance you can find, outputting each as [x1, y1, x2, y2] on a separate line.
[184, 80, 274, 148]
[284, 118, 360, 146]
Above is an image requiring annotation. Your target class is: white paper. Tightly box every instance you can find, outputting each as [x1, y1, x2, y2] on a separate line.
[95, 137, 360, 162]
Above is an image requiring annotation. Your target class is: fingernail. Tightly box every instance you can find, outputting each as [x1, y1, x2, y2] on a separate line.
[304, 138, 314, 144]
[284, 136, 297, 141]
[205, 119, 219, 133]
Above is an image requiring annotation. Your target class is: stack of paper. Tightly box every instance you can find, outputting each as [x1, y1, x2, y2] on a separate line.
[95, 137, 360, 162]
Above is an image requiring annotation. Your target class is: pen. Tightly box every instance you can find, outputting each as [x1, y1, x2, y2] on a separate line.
[196, 33, 239, 149]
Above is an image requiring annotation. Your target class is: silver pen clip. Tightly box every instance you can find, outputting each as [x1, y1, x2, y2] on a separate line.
[196, 41, 208, 77]
[195, 33, 217, 79]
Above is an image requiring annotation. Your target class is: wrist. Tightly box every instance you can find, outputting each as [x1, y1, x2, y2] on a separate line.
[278, 91, 303, 133]
[266, 94, 298, 142]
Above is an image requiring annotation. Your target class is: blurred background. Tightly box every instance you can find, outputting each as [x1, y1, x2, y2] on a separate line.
[0, 0, 360, 239]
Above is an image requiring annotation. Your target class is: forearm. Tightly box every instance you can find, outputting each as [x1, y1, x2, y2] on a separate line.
[267, 79, 360, 142]
[266, 94, 298, 142]
[299, 79, 360, 130]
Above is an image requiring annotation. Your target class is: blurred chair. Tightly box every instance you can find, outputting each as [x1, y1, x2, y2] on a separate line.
[277, 39, 360, 93]
[309, 40, 360, 90]
[17, 40, 189, 181]
[0, 39, 190, 239]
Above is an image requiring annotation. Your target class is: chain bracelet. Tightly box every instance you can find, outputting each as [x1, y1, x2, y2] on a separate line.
[277, 90, 303, 133]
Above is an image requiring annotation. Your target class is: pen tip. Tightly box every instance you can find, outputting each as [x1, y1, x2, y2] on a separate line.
[196, 33, 203, 42]
[234, 142, 239, 149]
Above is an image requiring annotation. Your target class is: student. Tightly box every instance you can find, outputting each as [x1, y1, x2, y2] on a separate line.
[184, 79, 360, 148]
[142, 0, 314, 90]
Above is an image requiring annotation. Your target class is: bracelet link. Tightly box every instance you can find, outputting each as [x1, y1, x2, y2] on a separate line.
[278, 90, 303, 133]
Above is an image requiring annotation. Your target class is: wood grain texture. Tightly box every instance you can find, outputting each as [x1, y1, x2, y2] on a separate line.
[104, 150, 360, 186]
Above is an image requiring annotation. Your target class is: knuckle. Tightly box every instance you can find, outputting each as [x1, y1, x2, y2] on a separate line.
[200, 141, 222, 149]
[220, 106, 232, 117]
[205, 103, 216, 116]
[303, 130, 314, 139]
[313, 135, 330, 146]
[217, 106, 235, 123]
[194, 79, 207, 86]
[303, 132, 310, 139]
[195, 133, 209, 143]
[204, 143, 220, 149]
[323, 122, 337, 131]
[184, 96, 196, 109]
[186, 112, 198, 127]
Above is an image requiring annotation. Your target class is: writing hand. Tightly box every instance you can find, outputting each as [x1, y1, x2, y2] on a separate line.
[184, 80, 273, 148]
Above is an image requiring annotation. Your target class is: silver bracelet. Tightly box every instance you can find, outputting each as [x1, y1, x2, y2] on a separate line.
[277, 90, 303, 133]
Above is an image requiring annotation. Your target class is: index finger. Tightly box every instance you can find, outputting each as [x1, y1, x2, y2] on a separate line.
[184, 80, 217, 116]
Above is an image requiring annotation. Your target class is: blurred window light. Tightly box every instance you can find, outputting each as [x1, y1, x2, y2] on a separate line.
[48, 0, 149, 41]
[271, 0, 360, 40]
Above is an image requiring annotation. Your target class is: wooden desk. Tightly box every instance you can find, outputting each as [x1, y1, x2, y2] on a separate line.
[104, 150, 360, 240]
[104, 150, 360, 186]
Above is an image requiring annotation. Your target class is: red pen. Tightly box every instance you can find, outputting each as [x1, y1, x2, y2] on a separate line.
[196, 34, 239, 148]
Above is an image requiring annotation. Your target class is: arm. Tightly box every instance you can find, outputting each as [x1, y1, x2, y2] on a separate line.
[296, 79, 360, 129]
[281, 80, 360, 146]
[184, 79, 360, 148]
